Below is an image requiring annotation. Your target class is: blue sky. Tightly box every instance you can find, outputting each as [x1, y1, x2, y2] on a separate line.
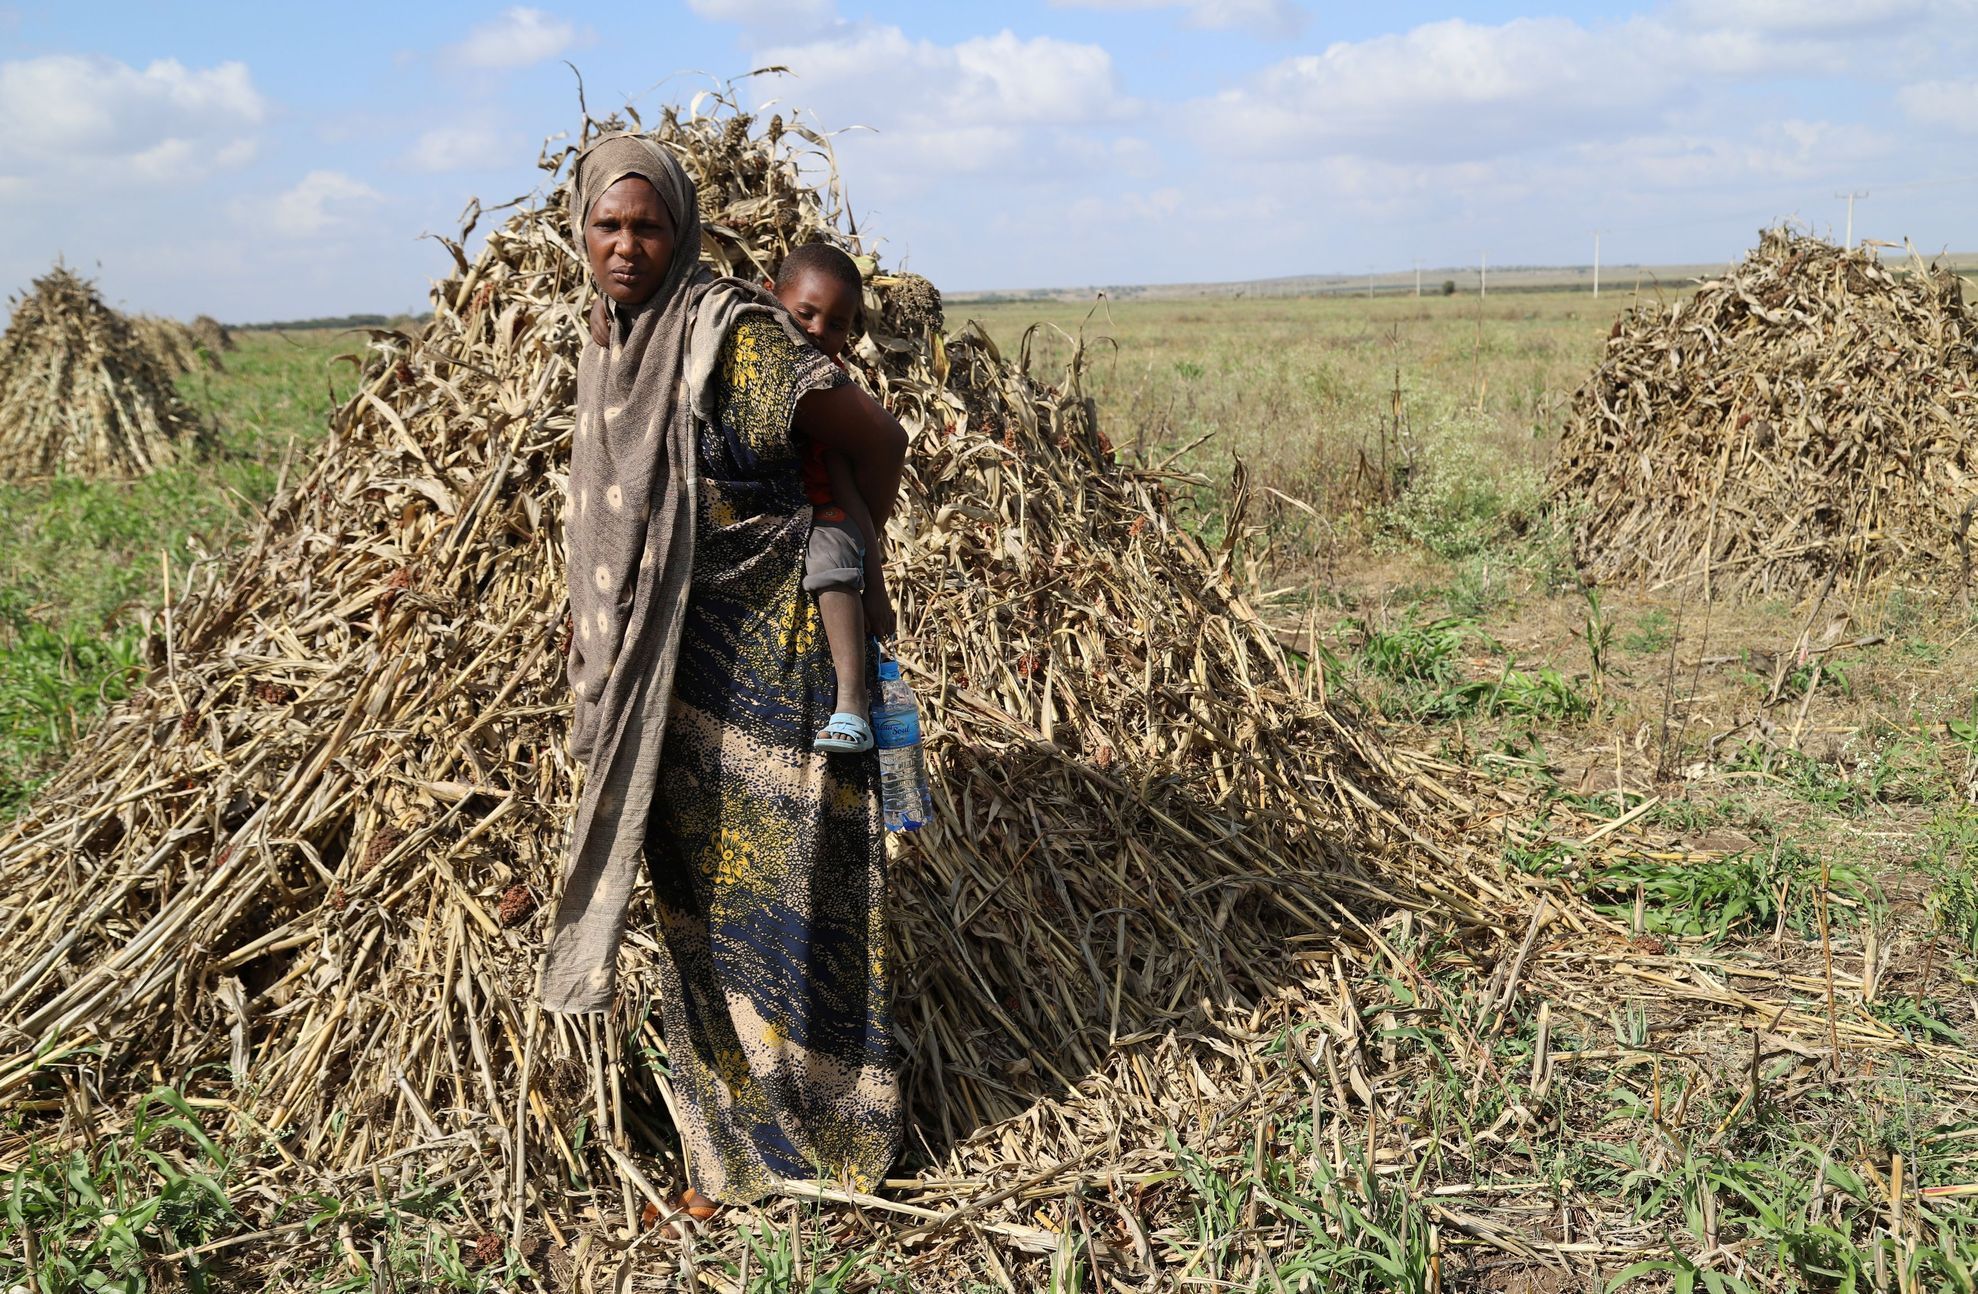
[4, 0, 1976, 320]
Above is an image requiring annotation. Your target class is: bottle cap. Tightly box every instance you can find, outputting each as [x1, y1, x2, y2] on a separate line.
[877, 660, 901, 682]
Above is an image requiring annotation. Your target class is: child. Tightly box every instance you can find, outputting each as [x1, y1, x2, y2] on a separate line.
[769, 243, 896, 754]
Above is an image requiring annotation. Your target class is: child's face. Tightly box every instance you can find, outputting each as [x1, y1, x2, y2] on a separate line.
[775, 268, 859, 359]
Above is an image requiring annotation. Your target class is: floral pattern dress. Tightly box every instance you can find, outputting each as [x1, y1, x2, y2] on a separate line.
[641, 313, 898, 1202]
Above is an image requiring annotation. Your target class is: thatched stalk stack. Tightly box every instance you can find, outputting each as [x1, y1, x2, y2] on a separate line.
[0, 96, 1530, 1280]
[133, 313, 224, 375]
[191, 313, 236, 354]
[0, 265, 204, 478]
[1549, 230, 1978, 599]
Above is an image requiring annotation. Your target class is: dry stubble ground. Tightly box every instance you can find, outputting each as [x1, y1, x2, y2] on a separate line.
[967, 287, 1978, 1291]
[6, 292, 1978, 1289]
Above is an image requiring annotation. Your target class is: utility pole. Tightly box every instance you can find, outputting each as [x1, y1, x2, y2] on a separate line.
[1480, 252, 1487, 299]
[1835, 190, 1868, 250]
[1591, 229, 1607, 299]
[1413, 258, 1422, 298]
[1367, 270, 1375, 299]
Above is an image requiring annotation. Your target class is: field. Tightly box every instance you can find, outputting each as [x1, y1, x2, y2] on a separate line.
[960, 292, 1613, 570]
[963, 289, 1978, 1290]
[6, 285, 1978, 1290]
[0, 328, 355, 812]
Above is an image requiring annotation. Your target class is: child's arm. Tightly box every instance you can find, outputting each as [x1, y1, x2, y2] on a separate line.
[824, 450, 897, 639]
[793, 382, 906, 542]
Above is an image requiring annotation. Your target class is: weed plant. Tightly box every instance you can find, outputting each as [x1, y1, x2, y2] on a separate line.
[1622, 608, 1675, 655]
[1373, 411, 1546, 560]
[1724, 742, 1861, 814]
[1588, 838, 1876, 939]
[1352, 615, 1594, 723]
[1924, 808, 1978, 954]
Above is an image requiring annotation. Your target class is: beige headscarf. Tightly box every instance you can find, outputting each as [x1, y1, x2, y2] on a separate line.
[539, 133, 796, 1013]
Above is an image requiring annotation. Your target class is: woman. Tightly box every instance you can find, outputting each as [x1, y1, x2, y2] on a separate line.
[537, 133, 908, 1211]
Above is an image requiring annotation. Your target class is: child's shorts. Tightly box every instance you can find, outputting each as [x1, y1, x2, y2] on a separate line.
[804, 513, 865, 594]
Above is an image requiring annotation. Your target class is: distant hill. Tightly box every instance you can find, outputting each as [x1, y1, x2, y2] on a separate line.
[950, 251, 1978, 305]
[233, 313, 431, 331]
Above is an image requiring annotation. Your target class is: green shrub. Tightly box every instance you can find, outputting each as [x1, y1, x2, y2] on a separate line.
[1374, 414, 1544, 560]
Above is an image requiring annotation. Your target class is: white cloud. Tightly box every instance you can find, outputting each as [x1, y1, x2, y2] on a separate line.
[1186, 6, 1953, 168]
[1671, 0, 1941, 35]
[1197, 19, 1674, 163]
[1562, 120, 1883, 192]
[1123, 3, 1943, 293]
[402, 123, 514, 172]
[0, 54, 264, 189]
[235, 170, 386, 238]
[688, 0, 834, 33]
[445, 6, 590, 69]
[950, 32, 1125, 125]
[1899, 78, 1978, 131]
[755, 25, 1132, 184]
[1051, 0, 1306, 38]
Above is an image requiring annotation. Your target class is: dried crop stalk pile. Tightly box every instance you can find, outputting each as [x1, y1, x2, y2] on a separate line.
[0, 97, 1522, 1281]
[133, 313, 224, 375]
[191, 313, 236, 354]
[0, 265, 203, 478]
[1550, 230, 1978, 599]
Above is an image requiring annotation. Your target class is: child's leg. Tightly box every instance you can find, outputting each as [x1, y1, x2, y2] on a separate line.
[816, 588, 867, 714]
[804, 516, 869, 718]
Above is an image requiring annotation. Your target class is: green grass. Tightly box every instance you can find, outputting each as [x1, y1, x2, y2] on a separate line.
[724, 1219, 913, 1292]
[2, 1087, 238, 1292]
[1372, 409, 1548, 561]
[0, 591, 143, 813]
[1599, 1086, 1978, 1294]
[0, 329, 351, 815]
[1724, 742, 1863, 814]
[1356, 614, 1470, 690]
[0, 1081, 519, 1293]
[1621, 607, 1674, 655]
[962, 291, 1623, 568]
[1347, 613, 1593, 724]
[1924, 807, 1978, 955]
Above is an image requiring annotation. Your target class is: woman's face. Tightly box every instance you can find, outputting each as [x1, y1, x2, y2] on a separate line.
[585, 176, 677, 307]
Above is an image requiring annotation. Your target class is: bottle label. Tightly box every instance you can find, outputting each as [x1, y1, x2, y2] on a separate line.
[873, 708, 920, 747]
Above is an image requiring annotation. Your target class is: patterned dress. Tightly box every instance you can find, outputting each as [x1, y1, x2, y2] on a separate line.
[642, 314, 899, 1202]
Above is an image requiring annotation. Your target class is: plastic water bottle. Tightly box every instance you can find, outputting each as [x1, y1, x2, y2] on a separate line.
[872, 657, 932, 832]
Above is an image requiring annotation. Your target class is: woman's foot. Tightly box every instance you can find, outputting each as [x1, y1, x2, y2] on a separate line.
[813, 710, 874, 754]
[648, 1187, 721, 1239]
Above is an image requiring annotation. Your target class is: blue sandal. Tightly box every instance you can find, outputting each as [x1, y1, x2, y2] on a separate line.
[813, 711, 874, 754]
